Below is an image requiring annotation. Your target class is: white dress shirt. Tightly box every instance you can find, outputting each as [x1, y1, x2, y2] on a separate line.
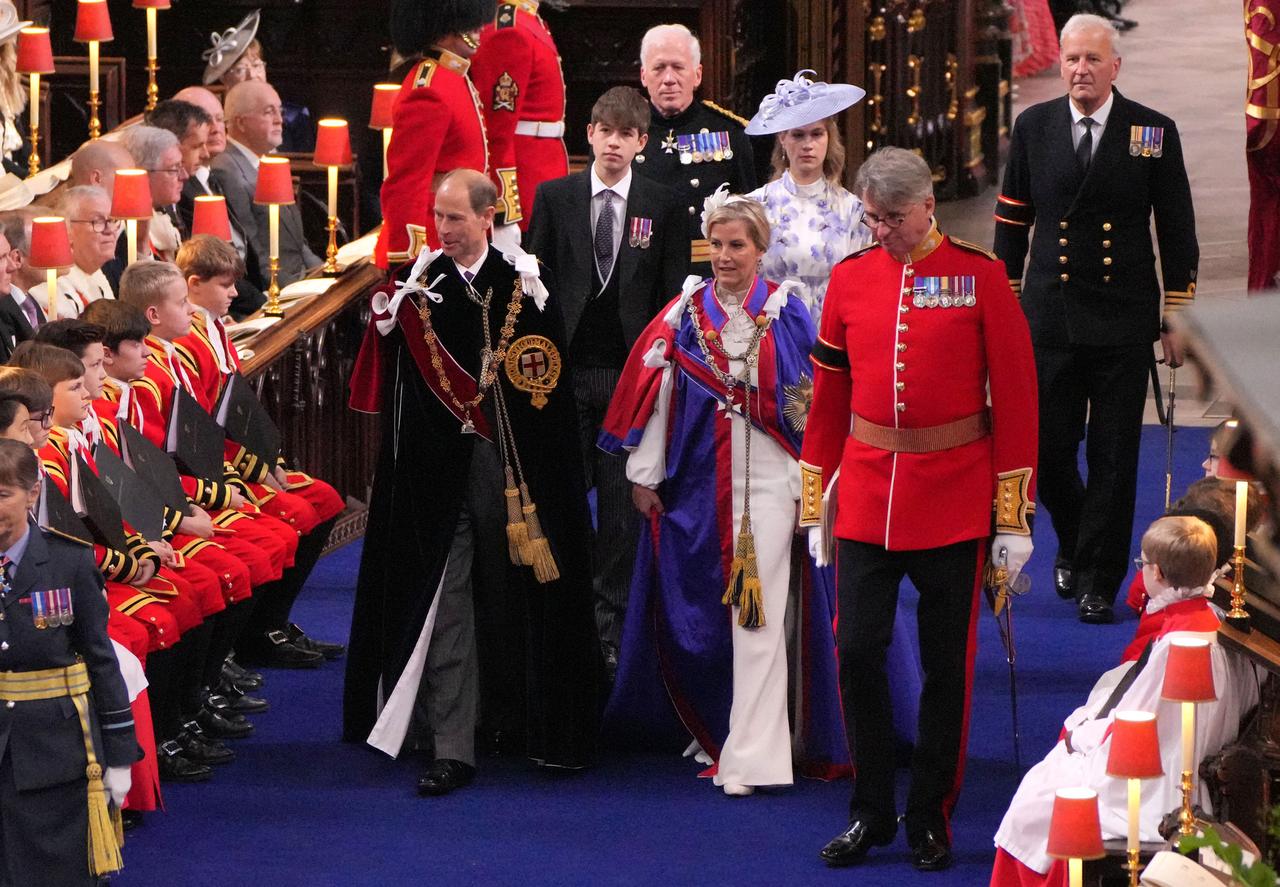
[1069, 91, 1114, 158]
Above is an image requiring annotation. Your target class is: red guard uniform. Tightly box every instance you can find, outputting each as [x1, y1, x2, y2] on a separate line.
[375, 47, 489, 267]
[799, 225, 1038, 845]
[471, 0, 569, 231]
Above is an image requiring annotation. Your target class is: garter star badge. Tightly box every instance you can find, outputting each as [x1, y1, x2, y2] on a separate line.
[505, 335, 561, 408]
[783, 377, 814, 433]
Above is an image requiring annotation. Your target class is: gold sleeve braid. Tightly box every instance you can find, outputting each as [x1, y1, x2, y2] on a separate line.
[994, 468, 1035, 535]
[799, 462, 823, 526]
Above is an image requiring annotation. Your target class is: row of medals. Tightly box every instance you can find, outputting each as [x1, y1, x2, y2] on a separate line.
[912, 277, 977, 309]
[666, 130, 733, 165]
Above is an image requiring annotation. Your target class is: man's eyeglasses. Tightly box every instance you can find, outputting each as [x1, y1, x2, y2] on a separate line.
[227, 59, 267, 79]
[28, 410, 52, 429]
[1133, 557, 1152, 570]
[147, 165, 188, 178]
[861, 210, 910, 231]
[71, 217, 122, 234]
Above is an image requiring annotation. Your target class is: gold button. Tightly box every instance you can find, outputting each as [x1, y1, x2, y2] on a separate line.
[898, 323, 908, 332]
[896, 381, 905, 391]
[1102, 222, 1112, 231]
[688, 206, 696, 215]
[1059, 221, 1068, 230]
[897, 342, 907, 352]
[1102, 240, 1111, 248]
[1060, 273, 1070, 282]
[896, 402, 906, 411]
[690, 178, 700, 187]
[903, 267, 913, 276]
[1058, 255, 1068, 264]
[899, 303, 909, 313]
[1058, 238, 1068, 246]
[1103, 257, 1112, 266]
[896, 362, 905, 371]
[1103, 275, 1111, 283]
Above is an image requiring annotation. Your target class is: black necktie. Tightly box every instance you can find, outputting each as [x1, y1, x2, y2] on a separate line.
[1076, 117, 1096, 173]
[594, 189, 615, 283]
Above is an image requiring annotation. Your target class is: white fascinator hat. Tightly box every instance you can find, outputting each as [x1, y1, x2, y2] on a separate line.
[744, 70, 867, 136]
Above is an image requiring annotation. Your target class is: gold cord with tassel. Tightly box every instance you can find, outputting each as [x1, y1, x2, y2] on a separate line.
[519, 482, 559, 582]
[503, 466, 528, 563]
[493, 381, 559, 583]
[71, 693, 124, 877]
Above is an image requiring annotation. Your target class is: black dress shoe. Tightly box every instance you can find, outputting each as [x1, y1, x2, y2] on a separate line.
[178, 722, 236, 765]
[197, 703, 255, 739]
[157, 740, 213, 782]
[1054, 564, 1075, 599]
[417, 759, 476, 796]
[215, 680, 270, 714]
[819, 819, 896, 867]
[909, 830, 953, 871]
[285, 623, 346, 660]
[223, 657, 264, 691]
[238, 631, 324, 669]
[1077, 593, 1115, 624]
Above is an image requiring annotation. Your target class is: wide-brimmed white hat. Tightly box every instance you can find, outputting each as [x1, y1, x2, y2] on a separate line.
[201, 10, 261, 85]
[0, 2, 32, 46]
[745, 70, 866, 135]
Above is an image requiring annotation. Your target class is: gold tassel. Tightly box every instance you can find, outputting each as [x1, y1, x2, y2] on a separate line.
[519, 483, 559, 583]
[504, 467, 528, 565]
[85, 763, 123, 876]
[721, 513, 765, 628]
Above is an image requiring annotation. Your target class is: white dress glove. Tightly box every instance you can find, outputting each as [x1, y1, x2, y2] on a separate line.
[490, 222, 522, 255]
[808, 525, 828, 567]
[991, 534, 1034, 584]
[102, 764, 132, 807]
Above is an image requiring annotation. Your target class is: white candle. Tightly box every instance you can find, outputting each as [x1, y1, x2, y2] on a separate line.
[126, 219, 138, 265]
[1127, 777, 1140, 852]
[382, 128, 392, 180]
[1068, 857, 1082, 887]
[89, 41, 99, 94]
[1182, 702, 1195, 774]
[327, 165, 338, 219]
[268, 203, 279, 259]
[29, 74, 39, 131]
[146, 8, 157, 58]
[45, 268, 56, 318]
[1235, 480, 1248, 547]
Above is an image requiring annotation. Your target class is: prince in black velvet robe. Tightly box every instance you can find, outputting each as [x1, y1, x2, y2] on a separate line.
[343, 247, 601, 768]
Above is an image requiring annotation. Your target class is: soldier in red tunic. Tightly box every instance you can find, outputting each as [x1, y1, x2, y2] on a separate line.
[375, 0, 495, 268]
[471, 0, 569, 246]
[799, 148, 1038, 873]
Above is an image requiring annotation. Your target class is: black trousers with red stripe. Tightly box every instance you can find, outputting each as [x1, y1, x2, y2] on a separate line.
[835, 536, 984, 843]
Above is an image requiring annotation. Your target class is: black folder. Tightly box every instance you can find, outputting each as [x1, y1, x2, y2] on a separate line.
[118, 421, 188, 514]
[37, 476, 93, 546]
[70, 455, 130, 552]
[94, 443, 166, 542]
[214, 373, 281, 467]
[165, 386, 226, 482]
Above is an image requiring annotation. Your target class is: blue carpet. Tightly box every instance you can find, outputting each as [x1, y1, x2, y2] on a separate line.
[118, 424, 1211, 886]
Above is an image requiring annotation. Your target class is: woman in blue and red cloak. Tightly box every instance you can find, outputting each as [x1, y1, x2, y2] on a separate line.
[600, 191, 920, 795]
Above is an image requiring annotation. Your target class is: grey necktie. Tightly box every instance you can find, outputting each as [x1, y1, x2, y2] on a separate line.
[1076, 117, 1096, 173]
[594, 189, 615, 283]
[21, 297, 39, 329]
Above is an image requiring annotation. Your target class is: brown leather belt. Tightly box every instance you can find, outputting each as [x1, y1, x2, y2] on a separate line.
[851, 410, 991, 454]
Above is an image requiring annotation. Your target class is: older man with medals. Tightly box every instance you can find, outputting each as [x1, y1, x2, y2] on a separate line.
[345, 169, 601, 795]
[632, 23, 756, 276]
[801, 147, 1038, 872]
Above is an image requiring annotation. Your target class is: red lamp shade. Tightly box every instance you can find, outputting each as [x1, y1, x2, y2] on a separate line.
[1106, 711, 1164, 779]
[369, 84, 401, 130]
[254, 157, 295, 205]
[29, 217, 73, 269]
[16, 28, 54, 75]
[111, 169, 154, 220]
[1161, 638, 1217, 703]
[1046, 788, 1105, 861]
[314, 119, 353, 167]
[131, 0, 171, 8]
[192, 195, 232, 241]
[75, 0, 115, 43]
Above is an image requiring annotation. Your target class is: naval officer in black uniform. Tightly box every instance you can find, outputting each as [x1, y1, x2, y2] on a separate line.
[993, 13, 1198, 624]
[0, 439, 137, 885]
[632, 23, 755, 276]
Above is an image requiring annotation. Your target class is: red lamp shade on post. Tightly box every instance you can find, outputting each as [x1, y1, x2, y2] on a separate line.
[192, 195, 232, 241]
[1047, 787, 1104, 887]
[133, 0, 170, 110]
[1161, 639, 1216, 703]
[15, 28, 54, 74]
[30, 216, 72, 320]
[131, 0, 171, 6]
[254, 157, 295, 205]
[1106, 711, 1164, 779]
[112, 169, 154, 266]
[74, 0, 114, 42]
[314, 119, 353, 167]
[369, 84, 400, 130]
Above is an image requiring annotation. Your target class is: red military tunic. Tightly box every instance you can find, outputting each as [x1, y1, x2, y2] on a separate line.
[471, 0, 569, 231]
[375, 47, 489, 267]
[799, 226, 1039, 549]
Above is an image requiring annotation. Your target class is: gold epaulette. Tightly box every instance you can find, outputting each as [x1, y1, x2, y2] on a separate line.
[701, 99, 749, 129]
[496, 2, 518, 28]
[949, 237, 998, 261]
[413, 58, 437, 89]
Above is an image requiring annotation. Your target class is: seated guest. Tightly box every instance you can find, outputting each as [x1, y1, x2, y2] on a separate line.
[0, 365, 49, 449]
[67, 139, 136, 195]
[0, 3, 32, 178]
[201, 10, 314, 152]
[28, 186, 118, 318]
[120, 125, 189, 263]
[0, 215, 24, 359]
[990, 515, 1263, 887]
[0, 207, 47, 340]
[145, 100, 213, 236]
[213, 81, 320, 287]
[525, 85, 688, 670]
[169, 86, 266, 319]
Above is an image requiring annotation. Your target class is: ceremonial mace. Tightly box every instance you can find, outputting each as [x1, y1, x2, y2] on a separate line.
[984, 547, 1032, 770]
[1164, 367, 1176, 510]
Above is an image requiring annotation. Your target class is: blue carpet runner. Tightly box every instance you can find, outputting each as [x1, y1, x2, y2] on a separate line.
[119, 425, 1211, 886]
